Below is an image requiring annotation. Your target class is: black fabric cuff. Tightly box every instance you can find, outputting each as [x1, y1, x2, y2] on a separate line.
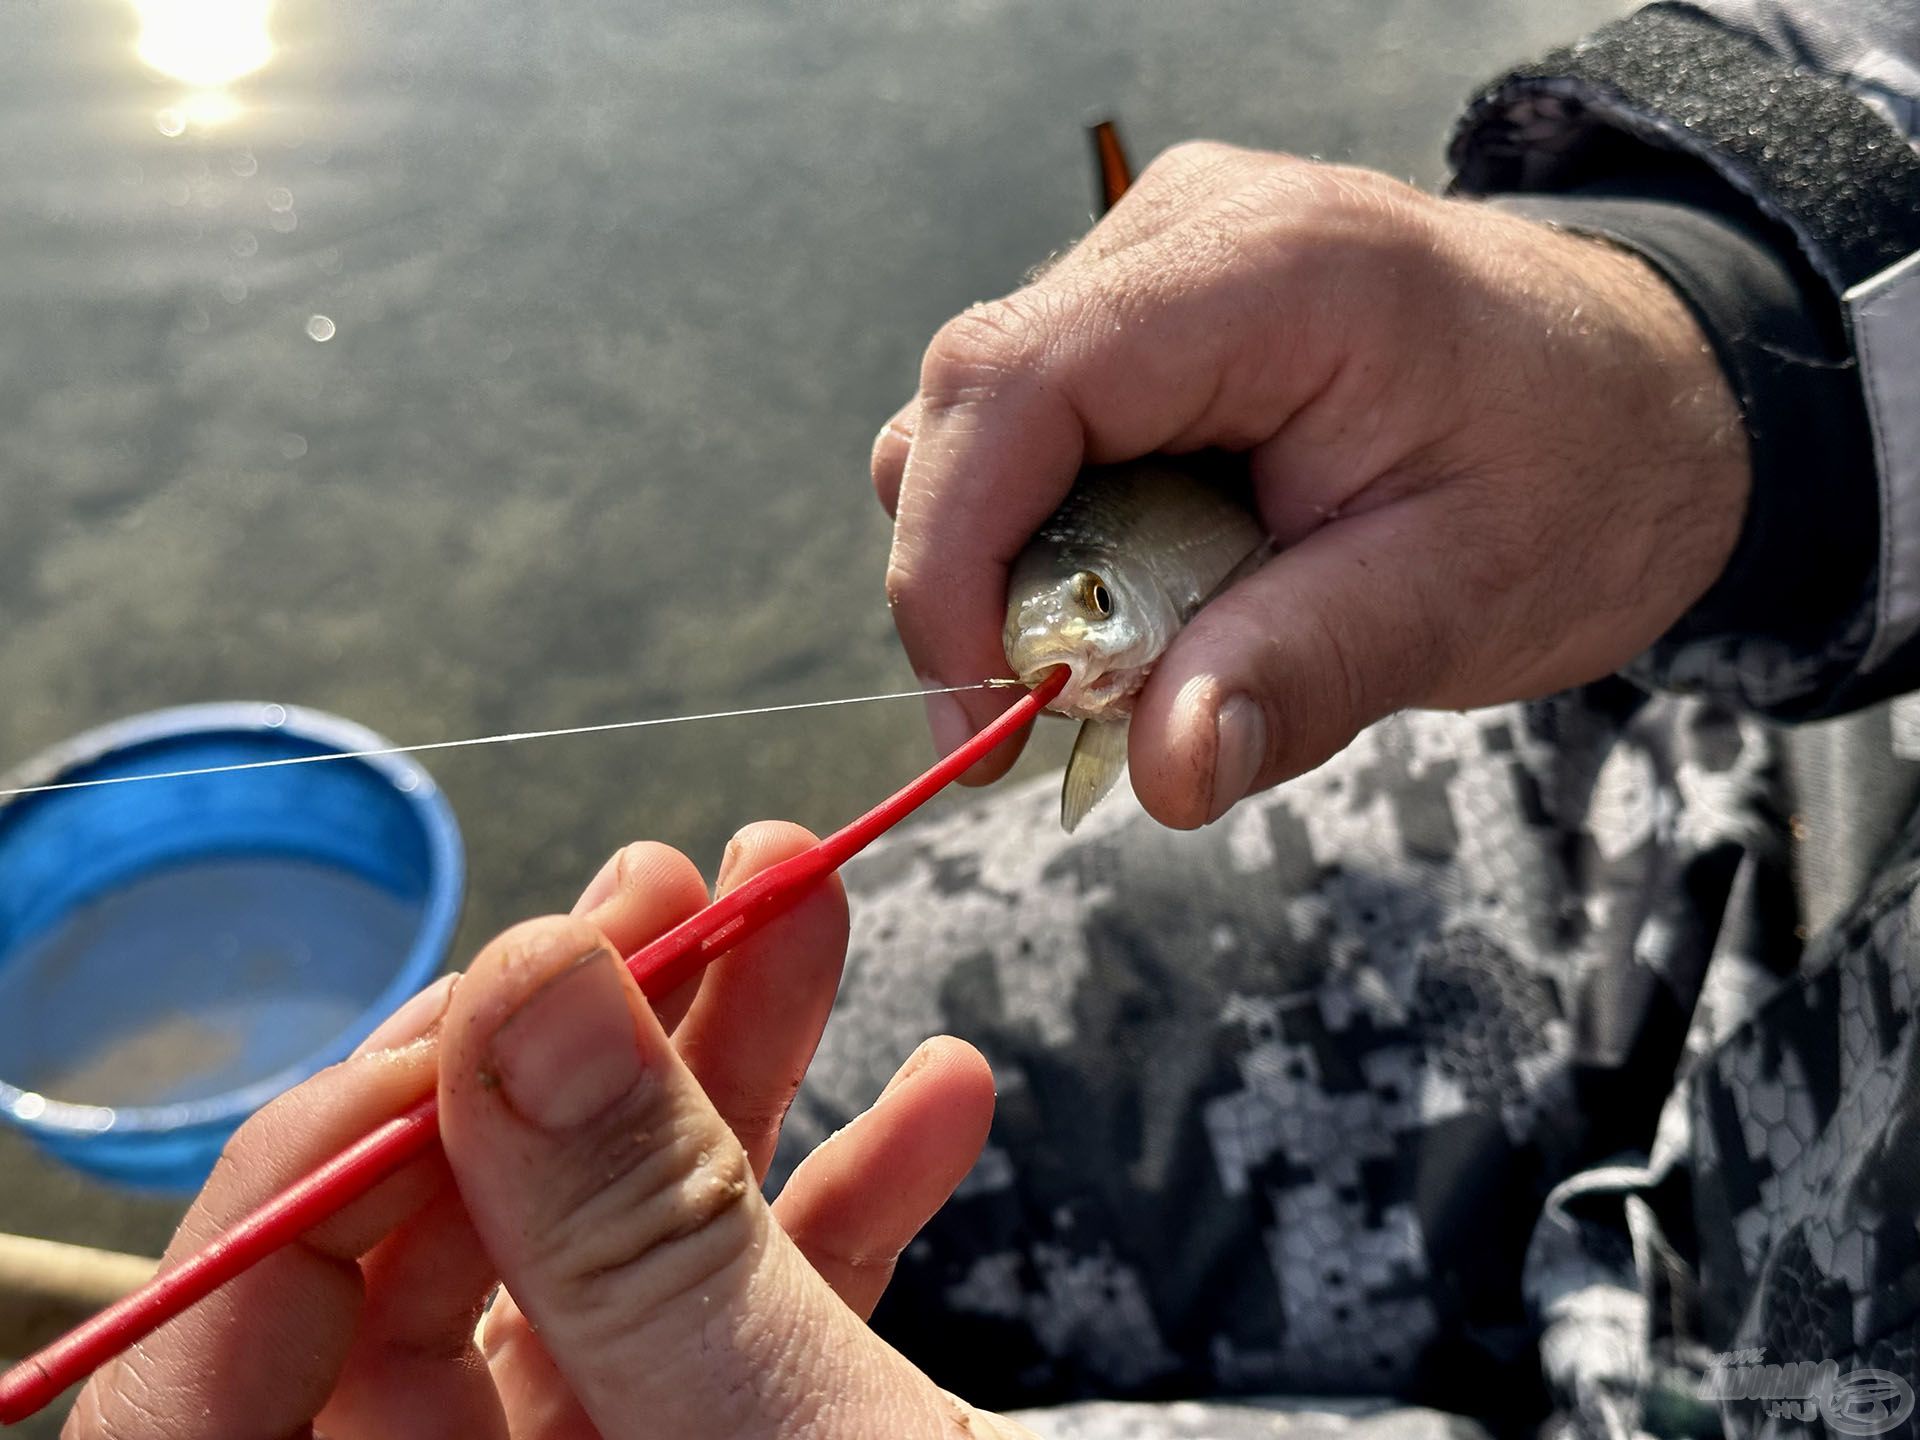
[1485, 174, 1878, 679]
[1450, 4, 1920, 295]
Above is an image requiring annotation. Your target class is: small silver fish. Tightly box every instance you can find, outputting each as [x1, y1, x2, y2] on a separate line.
[1003, 456, 1271, 831]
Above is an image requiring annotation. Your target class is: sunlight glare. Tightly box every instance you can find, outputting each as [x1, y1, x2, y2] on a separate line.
[182, 89, 242, 127]
[134, 0, 273, 89]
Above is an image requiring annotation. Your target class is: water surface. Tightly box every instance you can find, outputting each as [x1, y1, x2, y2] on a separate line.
[0, 857, 417, 1107]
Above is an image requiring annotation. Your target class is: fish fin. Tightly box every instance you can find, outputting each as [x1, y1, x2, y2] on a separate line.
[1087, 118, 1133, 214]
[1062, 718, 1130, 832]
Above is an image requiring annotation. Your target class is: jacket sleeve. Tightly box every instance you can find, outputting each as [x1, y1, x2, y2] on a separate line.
[1449, 2, 1920, 720]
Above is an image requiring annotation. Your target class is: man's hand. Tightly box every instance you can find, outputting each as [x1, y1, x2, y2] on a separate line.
[68, 828, 1035, 1439]
[876, 142, 1749, 826]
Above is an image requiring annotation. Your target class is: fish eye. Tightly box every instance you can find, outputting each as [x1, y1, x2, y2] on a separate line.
[1073, 570, 1113, 619]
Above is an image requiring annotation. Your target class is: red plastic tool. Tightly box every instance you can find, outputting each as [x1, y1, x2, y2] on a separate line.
[0, 668, 1065, 1425]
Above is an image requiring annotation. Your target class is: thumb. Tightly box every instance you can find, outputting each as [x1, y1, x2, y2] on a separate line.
[437, 916, 996, 1439]
[1129, 498, 1459, 828]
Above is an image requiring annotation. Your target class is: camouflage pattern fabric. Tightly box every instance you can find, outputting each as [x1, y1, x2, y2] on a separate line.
[1010, 1398, 1490, 1440]
[771, 681, 1920, 1438]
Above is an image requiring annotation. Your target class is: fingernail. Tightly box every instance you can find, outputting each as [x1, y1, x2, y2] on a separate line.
[479, 1288, 518, 1363]
[924, 690, 974, 759]
[879, 1040, 936, 1101]
[715, 832, 748, 892]
[570, 847, 628, 917]
[357, 973, 457, 1055]
[1207, 694, 1266, 824]
[487, 949, 646, 1129]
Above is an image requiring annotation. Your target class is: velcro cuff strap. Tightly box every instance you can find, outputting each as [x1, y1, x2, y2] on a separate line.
[1450, 4, 1920, 295]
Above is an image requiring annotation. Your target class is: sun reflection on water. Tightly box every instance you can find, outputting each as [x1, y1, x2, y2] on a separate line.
[134, 0, 272, 129]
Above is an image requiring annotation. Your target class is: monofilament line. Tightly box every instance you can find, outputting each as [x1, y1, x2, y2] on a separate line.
[0, 681, 1025, 798]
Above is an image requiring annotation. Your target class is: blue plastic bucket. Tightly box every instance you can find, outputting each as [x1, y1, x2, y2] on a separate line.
[0, 703, 463, 1191]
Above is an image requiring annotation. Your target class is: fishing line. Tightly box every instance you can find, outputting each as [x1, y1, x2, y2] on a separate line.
[0, 680, 1026, 798]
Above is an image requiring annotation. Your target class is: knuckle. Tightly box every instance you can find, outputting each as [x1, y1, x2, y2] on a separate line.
[530, 1100, 760, 1330]
[1273, 165, 1441, 282]
[1118, 164, 1416, 325]
[870, 422, 908, 483]
[883, 541, 953, 640]
[1245, 167, 1446, 349]
[1290, 162, 1422, 225]
[1021, 245, 1071, 286]
[1136, 206, 1245, 295]
[1145, 138, 1246, 185]
[714, 1098, 793, 1162]
[919, 294, 1054, 404]
[883, 553, 919, 612]
[1126, 141, 1289, 230]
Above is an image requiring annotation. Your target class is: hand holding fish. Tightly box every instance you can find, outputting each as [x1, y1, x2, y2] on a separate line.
[877, 142, 1749, 827]
[64, 827, 1035, 1440]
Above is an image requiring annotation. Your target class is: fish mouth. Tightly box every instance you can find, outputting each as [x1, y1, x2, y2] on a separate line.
[1012, 649, 1143, 720]
[1006, 607, 1148, 719]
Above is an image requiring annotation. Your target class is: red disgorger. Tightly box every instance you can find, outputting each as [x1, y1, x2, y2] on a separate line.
[0, 668, 1066, 1425]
